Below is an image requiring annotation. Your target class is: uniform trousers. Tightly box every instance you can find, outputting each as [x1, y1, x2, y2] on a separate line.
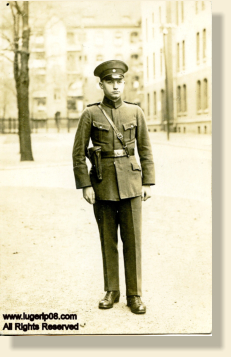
[93, 196, 142, 296]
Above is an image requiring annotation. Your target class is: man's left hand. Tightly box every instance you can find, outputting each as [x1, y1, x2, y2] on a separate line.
[141, 185, 151, 201]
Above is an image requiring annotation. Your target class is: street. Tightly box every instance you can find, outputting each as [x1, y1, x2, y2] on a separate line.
[0, 132, 212, 334]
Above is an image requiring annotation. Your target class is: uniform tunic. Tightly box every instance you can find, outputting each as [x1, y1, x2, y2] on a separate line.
[72, 96, 155, 296]
[72, 96, 155, 200]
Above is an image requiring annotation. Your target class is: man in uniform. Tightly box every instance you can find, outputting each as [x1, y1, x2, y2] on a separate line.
[72, 60, 155, 314]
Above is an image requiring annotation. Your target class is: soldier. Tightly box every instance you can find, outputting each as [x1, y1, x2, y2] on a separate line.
[72, 60, 155, 314]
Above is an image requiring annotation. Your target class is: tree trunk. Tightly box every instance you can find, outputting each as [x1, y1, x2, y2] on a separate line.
[16, 2, 33, 161]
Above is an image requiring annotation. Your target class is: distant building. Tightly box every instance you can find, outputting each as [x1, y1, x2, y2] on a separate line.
[0, 2, 143, 121]
[141, 1, 211, 134]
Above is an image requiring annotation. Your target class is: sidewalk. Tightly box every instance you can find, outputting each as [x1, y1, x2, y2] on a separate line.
[0, 132, 212, 335]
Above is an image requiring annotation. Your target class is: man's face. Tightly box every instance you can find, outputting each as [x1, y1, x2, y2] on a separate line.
[99, 77, 125, 101]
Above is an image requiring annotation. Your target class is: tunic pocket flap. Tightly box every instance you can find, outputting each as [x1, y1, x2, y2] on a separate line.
[131, 163, 141, 171]
[123, 121, 137, 131]
[93, 121, 110, 131]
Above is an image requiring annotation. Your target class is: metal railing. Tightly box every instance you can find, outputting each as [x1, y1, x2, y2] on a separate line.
[0, 118, 80, 134]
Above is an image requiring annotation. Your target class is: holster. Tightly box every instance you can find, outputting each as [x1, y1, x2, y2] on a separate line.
[87, 146, 102, 181]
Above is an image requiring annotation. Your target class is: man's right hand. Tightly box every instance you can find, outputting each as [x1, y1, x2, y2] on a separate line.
[83, 187, 95, 204]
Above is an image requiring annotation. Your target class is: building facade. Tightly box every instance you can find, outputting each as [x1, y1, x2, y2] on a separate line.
[0, 2, 143, 122]
[141, 1, 212, 134]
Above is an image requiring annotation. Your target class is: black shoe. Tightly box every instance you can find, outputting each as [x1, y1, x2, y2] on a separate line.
[98, 291, 120, 309]
[127, 296, 146, 314]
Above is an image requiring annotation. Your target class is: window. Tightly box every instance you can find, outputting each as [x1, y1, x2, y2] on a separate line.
[181, 1, 184, 22]
[197, 80, 201, 111]
[177, 43, 180, 71]
[196, 32, 200, 63]
[35, 97, 46, 111]
[147, 57, 149, 80]
[122, 16, 130, 24]
[130, 31, 139, 43]
[54, 88, 61, 101]
[114, 31, 123, 46]
[115, 54, 123, 60]
[161, 89, 165, 121]
[182, 84, 187, 112]
[34, 74, 45, 87]
[67, 97, 77, 110]
[177, 86, 181, 113]
[152, 13, 154, 23]
[203, 29, 206, 59]
[182, 40, 185, 69]
[131, 54, 138, 60]
[176, 2, 179, 25]
[34, 52, 45, 60]
[159, 6, 161, 23]
[33, 52, 45, 68]
[133, 76, 139, 89]
[67, 52, 78, 71]
[96, 54, 103, 62]
[153, 53, 156, 78]
[153, 91, 157, 116]
[195, 1, 199, 14]
[203, 78, 208, 109]
[67, 32, 75, 45]
[34, 32, 44, 48]
[160, 49, 163, 76]
[202, 1, 205, 10]
[147, 93, 150, 116]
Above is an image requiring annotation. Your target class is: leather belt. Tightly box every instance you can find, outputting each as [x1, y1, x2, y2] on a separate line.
[101, 148, 135, 158]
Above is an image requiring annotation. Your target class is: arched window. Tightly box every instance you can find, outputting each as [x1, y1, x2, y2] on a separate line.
[183, 84, 187, 112]
[182, 40, 185, 69]
[153, 91, 157, 116]
[130, 31, 138, 43]
[177, 43, 180, 71]
[196, 32, 200, 63]
[177, 85, 181, 113]
[161, 89, 165, 121]
[197, 80, 201, 111]
[203, 78, 208, 110]
[147, 93, 150, 116]
[114, 31, 123, 46]
[203, 29, 207, 59]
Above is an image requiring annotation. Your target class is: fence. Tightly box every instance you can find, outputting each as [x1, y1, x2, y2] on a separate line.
[0, 118, 79, 134]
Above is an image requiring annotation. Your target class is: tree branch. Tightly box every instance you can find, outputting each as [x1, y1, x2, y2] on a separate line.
[14, 1, 23, 16]
[0, 53, 14, 63]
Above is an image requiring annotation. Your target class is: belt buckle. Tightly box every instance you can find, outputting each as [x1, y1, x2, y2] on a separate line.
[114, 149, 124, 157]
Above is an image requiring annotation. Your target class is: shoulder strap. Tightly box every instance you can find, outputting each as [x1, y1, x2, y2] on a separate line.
[124, 101, 139, 106]
[87, 102, 101, 107]
[98, 104, 130, 157]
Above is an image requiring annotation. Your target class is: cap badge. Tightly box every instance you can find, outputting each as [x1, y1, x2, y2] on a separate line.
[112, 69, 116, 72]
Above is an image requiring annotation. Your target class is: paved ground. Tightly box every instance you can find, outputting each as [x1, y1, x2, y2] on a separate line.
[0, 131, 212, 335]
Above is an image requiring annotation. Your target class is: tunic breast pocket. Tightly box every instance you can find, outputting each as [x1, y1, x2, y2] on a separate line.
[92, 121, 110, 144]
[122, 120, 137, 141]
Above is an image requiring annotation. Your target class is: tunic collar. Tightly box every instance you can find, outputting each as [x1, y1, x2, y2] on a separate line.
[102, 96, 123, 109]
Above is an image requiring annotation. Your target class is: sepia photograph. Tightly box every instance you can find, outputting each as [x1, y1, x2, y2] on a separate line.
[0, 0, 212, 335]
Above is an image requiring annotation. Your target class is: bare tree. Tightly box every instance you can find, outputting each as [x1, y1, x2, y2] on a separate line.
[9, 1, 33, 161]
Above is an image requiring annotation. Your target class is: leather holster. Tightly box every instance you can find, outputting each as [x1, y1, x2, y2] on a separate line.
[87, 146, 102, 181]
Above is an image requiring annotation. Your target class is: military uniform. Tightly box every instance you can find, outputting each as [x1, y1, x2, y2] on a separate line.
[72, 60, 155, 308]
